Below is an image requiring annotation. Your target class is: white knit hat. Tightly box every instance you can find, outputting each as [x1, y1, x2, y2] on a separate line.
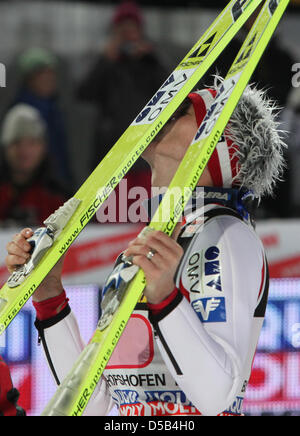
[1, 104, 46, 147]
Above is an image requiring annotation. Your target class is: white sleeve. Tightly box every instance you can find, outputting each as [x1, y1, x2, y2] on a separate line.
[149, 215, 267, 416]
[35, 308, 115, 416]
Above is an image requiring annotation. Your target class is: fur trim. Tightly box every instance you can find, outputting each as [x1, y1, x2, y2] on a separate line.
[214, 77, 287, 199]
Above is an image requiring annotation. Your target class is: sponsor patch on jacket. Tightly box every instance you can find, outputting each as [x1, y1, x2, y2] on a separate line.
[204, 246, 222, 292]
[183, 245, 223, 296]
[192, 297, 226, 323]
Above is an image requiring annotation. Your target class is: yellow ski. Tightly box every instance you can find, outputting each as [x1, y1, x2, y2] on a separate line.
[41, 0, 289, 417]
[0, 0, 263, 335]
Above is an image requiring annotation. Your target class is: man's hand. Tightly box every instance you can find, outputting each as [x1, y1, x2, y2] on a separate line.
[5, 228, 64, 302]
[123, 230, 184, 305]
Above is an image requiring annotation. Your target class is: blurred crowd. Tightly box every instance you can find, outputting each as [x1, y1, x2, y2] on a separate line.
[0, 0, 299, 228]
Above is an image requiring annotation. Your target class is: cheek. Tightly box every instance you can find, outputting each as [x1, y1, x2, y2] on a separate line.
[20, 145, 45, 168]
[175, 119, 199, 156]
[34, 72, 57, 96]
[30, 145, 46, 163]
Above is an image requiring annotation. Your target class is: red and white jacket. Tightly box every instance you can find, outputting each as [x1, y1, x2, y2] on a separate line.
[34, 190, 269, 416]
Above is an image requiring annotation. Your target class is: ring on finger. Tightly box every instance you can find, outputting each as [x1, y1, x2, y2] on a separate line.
[146, 249, 156, 261]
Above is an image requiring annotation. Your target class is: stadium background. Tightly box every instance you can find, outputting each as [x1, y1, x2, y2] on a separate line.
[0, 0, 300, 416]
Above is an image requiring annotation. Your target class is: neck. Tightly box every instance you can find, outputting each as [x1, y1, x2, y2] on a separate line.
[148, 154, 180, 190]
[150, 157, 214, 192]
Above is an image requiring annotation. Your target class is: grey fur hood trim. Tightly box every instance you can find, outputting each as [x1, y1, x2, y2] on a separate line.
[226, 83, 287, 199]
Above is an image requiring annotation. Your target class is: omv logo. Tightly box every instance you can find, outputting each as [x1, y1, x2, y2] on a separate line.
[204, 246, 222, 292]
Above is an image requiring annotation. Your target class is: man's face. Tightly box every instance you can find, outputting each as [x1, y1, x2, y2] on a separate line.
[114, 18, 142, 43]
[5, 137, 46, 175]
[141, 101, 213, 187]
[142, 103, 199, 165]
[28, 67, 57, 98]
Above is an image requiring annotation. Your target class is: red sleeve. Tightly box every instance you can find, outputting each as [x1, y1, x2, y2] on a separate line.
[147, 287, 180, 316]
[32, 290, 69, 321]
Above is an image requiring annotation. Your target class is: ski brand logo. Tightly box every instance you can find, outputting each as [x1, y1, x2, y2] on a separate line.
[235, 33, 257, 65]
[269, 0, 279, 15]
[232, 0, 248, 22]
[192, 189, 229, 201]
[133, 70, 192, 126]
[229, 33, 258, 75]
[192, 297, 226, 322]
[180, 33, 218, 68]
[188, 33, 217, 59]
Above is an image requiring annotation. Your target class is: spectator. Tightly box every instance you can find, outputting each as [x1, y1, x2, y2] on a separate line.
[78, 1, 167, 164]
[13, 47, 72, 185]
[0, 104, 69, 228]
[77, 0, 167, 218]
[0, 355, 26, 416]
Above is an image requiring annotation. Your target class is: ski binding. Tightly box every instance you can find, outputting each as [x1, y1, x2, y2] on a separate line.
[98, 258, 139, 331]
[7, 197, 81, 288]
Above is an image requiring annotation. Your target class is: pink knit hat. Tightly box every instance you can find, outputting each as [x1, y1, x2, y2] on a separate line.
[112, 1, 144, 27]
